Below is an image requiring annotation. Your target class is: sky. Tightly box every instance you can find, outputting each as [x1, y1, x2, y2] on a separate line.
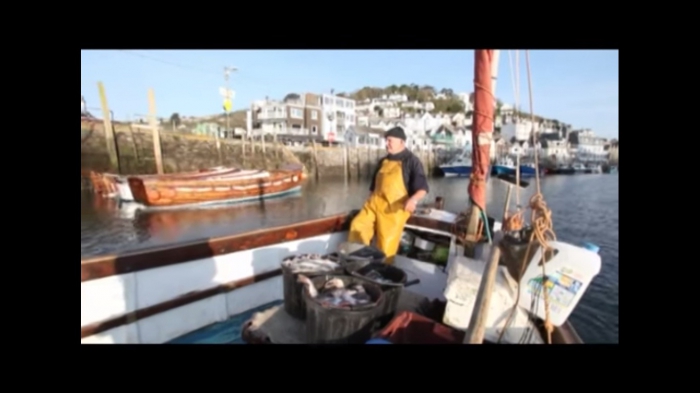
[80, 50, 619, 139]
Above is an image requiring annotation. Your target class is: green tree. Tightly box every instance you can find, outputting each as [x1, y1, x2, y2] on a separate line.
[169, 112, 181, 127]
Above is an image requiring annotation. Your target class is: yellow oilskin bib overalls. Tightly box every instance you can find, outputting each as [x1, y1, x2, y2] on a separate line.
[348, 159, 411, 264]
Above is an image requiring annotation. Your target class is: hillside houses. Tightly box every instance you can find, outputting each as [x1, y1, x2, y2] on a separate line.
[243, 91, 615, 162]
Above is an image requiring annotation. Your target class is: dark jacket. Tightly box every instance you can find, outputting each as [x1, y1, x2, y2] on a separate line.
[369, 149, 429, 196]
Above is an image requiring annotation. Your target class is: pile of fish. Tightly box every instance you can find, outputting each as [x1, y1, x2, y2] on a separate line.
[362, 270, 394, 284]
[297, 275, 373, 309]
[281, 254, 341, 274]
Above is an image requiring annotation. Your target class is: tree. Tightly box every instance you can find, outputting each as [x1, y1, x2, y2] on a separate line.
[433, 98, 465, 113]
[446, 99, 465, 113]
[494, 100, 503, 120]
[169, 112, 181, 127]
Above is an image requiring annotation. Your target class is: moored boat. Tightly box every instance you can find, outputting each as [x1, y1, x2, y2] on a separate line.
[85, 166, 240, 201]
[555, 165, 575, 175]
[518, 162, 546, 178]
[586, 163, 602, 174]
[127, 164, 305, 208]
[439, 150, 473, 177]
[84, 170, 119, 197]
[491, 156, 516, 176]
[571, 162, 586, 173]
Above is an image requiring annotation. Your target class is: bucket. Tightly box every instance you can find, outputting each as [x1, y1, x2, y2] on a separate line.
[303, 274, 384, 344]
[281, 255, 344, 320]
[333, 243, 386, 273]
[350, 263, 417, 328]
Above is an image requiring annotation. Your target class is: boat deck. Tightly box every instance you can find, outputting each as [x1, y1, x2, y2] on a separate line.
[168, 290, 434, 344]
[168, 300, 285, 344]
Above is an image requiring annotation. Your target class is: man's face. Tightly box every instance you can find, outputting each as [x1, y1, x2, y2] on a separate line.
[386, 136, 404, 154]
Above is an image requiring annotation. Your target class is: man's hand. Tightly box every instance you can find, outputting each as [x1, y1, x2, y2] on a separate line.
[404, 197, 418, 213]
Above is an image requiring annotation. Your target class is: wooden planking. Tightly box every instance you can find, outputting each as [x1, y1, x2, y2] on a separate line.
[81, 212, 355, 282]
[81, 209, 465, 282]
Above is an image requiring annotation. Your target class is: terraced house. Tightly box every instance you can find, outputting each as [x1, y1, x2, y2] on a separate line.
[250, 93, 323, 139]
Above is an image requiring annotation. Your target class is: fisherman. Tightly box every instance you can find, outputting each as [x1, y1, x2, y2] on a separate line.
[348, 126, 429, 264]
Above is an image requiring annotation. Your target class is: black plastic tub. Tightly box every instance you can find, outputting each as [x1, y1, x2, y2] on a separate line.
[334, 245, 386, 273]
[281, 256, 344, 320]
[350, 263, 413, 328]
[303, 275, 384, 344]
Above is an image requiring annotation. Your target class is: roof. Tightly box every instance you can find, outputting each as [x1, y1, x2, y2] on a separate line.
[427, 124, 455, 136]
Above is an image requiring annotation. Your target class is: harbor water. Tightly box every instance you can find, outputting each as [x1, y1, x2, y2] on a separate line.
[81, 174, 619, 344]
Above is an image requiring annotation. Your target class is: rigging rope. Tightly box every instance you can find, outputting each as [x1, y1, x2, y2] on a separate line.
[503, 50, 523, 230]
[497, 50, 557, 344]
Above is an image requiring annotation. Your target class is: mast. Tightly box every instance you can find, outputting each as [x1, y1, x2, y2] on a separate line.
[464, 50, 498, 256]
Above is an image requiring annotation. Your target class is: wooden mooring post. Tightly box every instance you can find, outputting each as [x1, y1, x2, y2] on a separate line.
[311, 139, 319, 181]
[97, 82, 120, 173]
[343, 143, 348, 183]
[147, 88, 164, 174]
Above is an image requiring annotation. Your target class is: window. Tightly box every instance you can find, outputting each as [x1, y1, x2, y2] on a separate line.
[291, 108, 303, 119]
[348, 114, 354, 122]
[336, 98, 344, 106]
[336, 125, 344, 133]
[324, 97, 332, 105]
[311, 110, 318, 120]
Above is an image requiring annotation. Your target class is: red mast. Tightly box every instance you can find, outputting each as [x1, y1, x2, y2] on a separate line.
[468, 50, 494, 211]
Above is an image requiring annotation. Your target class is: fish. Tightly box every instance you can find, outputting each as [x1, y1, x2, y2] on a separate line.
[282, 253, 340, 274]
[297, 275, 373, 309]
[297, 274, 319, 297]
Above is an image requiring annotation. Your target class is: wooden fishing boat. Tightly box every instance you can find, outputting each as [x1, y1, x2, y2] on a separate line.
[84, 166, 240, 200]
[127, 164, 305, 208]
[80, 206, 585, 344]
[84, 170, 118, 197]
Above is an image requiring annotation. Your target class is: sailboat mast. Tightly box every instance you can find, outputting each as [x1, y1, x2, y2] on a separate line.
[464, 49, 498, 256]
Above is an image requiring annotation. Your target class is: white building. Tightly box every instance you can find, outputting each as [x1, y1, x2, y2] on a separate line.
[383, 93, 408, 102]
[401, 101, 435, 112]
[500, 120, 539, 142]
[321, 94, 356, 141]
[403, 112, 442, 134]
[569, 129, 606, 161]
[539, 133, 570, 162]
[456, 92, 473, 112]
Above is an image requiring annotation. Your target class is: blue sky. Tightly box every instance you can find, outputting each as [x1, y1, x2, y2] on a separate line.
[80, 50, 618, 138]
